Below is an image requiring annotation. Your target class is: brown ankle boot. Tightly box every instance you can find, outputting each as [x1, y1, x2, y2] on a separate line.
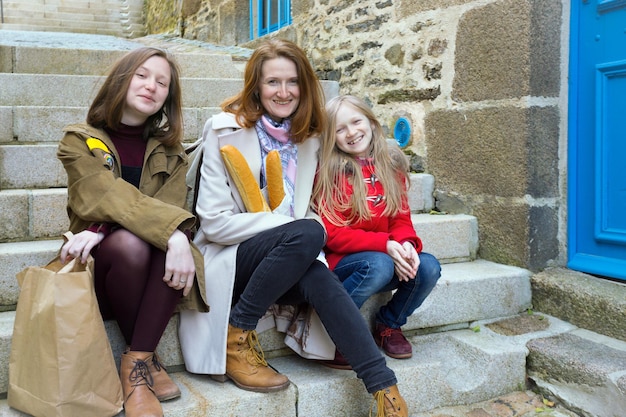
[214, 324, 290, 392]
[120, 351, 163, 417]
[146, 352, 181, 401]
[370, 384, 408, 417]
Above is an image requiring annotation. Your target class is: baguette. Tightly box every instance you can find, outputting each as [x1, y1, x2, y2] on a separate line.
[220, 145, 270, 212]
[265, 150, 285, 211]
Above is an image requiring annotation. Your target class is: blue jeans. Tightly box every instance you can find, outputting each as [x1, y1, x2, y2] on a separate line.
[231, 219, 397, 393]
[334, 251, 441, 328]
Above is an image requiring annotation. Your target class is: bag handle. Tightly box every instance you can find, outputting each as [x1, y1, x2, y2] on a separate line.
[57, 231, 92, 274]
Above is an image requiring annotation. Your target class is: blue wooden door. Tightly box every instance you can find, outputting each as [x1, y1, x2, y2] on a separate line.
[568, 0, 626, 281]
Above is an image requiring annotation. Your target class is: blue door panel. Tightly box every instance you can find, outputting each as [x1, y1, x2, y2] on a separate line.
[596, 64, 626, 238]
[568, 1, 626, 280]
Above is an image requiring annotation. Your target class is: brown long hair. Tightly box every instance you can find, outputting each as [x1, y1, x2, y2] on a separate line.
[86, 47, 183, 146]
[221, 38, 326, 144]
[313, 95, 409, 226]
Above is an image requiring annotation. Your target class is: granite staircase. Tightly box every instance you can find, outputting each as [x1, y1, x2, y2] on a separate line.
[0, 30, 624, 417]
[0, 0, 144, 38]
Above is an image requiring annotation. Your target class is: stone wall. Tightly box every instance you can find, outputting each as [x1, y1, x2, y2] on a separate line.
[146, 0, 568, 272]
[145, 0, 181, 34]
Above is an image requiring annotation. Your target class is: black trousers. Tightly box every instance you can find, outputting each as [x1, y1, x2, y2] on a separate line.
[230, 219, 397, 393]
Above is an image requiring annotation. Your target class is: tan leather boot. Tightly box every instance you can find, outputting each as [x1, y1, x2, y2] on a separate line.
[370, 384, 408, 417]
[213, 324, 290, 392]
[147, 352, 181, 401]
[120, 351, 163, 417]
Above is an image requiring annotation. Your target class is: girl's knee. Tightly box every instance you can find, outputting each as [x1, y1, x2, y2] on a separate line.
[418, 252, 442, 283]
[368, 253, 395, 277]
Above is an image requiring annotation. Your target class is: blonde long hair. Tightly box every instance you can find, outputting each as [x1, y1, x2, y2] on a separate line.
[313, 95, 409, 226]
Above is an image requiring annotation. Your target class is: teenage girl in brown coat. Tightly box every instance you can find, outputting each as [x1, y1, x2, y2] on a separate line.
[57, 47, 208, 417]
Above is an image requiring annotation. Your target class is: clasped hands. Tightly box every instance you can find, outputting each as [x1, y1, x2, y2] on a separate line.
[387, 240, 420, 282]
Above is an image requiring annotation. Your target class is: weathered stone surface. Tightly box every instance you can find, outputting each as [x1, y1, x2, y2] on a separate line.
[486, 313, 550, 336]
[426, 107, 529, 197]
[397, 0, 468, 17]
[527, 332, 626, 417]
[532, 268, 626, 342]
[453, 0, 561, 101]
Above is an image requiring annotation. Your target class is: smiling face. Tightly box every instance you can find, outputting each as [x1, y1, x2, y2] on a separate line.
[258, 57, 300, 122]
[122, 55, 171, 126]
[334, 102, 373, 158]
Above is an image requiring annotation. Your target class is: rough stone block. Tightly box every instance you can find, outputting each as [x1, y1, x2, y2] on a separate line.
[0, 240, 63, 308]
[0, 46, 12, 73]
[413, 213, 478, 262]
[406, 260, 532, 330]
[409, 173, 434, 212]
[0, 190, 29, 241]
[15, 106, 86, 142]
[31, 189, 69, 238]
[531, 268, 626, 342]
[0, 144, 67, 189]
[0, 107, 13, 143]
[453, 0, 561, 101]
[527, 331, 626, 417]
[474, 202, 558, 271]
[14, 47, 128, 75]
[426, 106, 559, 198]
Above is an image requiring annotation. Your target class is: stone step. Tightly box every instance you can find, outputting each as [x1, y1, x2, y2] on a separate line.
[0, 43, 244, 77]
[1, 0, 126, 9]
[0, 23, 123, 37]
[0, 179, 470, 308]
[0, 73, 245, 108]
[0, 75, 337, 142]
[0, 239, 62, 310]
[527, 329, 626, 417]
[0, 18, 123, 35]
[0, 105, 220, 143]
[0, 188, 68, 243]
[0, 173, 440, 242]
[0, 259, 535, 405]
[0, 329, 531, 416]
[0, 0, 143, 38]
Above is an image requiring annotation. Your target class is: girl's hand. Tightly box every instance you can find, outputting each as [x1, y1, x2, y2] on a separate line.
[401, 241, 420, 279]
[386, 240, 419, 282]
[60, 230, 104, 264]
[164, 229, 195, 296]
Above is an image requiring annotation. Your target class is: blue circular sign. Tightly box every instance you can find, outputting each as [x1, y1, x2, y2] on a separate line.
[393, 117, 411, 148]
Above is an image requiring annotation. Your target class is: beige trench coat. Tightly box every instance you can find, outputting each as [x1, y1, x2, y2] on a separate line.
[179, 112, 335, 375]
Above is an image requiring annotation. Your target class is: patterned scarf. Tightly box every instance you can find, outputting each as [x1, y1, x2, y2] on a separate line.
[255, 115, 297, 216]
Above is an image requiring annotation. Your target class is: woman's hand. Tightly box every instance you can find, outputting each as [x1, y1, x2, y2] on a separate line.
[164, 229, 196, 296]
[386, 240, 420, 282]
[60, 230, 104, 264]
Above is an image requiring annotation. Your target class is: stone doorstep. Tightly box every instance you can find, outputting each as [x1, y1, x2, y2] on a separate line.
[531, 267, 626, 343]
[0, 326, 540, 417]
[0, 259, 533, 397]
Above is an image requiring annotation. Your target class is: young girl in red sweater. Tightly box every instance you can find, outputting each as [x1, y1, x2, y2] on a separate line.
[314, 95, 441, 362]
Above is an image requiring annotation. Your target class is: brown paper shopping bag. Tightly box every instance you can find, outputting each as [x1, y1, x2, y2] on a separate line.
[8, 239, 123, 417]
